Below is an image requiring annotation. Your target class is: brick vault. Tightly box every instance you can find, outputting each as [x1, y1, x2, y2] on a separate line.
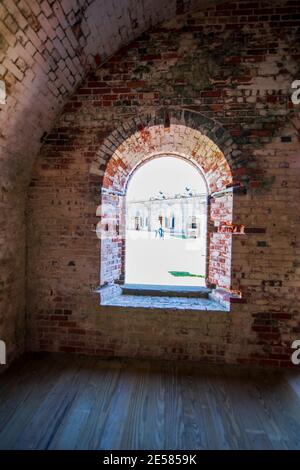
[1, 0, 300, 368]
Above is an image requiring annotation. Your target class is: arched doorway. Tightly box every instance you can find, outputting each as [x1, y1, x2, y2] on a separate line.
[125, 155, 208, 287]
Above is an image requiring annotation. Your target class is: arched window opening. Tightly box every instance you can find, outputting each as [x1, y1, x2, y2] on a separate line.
[125, 156, 208, 288]
[95, 110, 238, 311]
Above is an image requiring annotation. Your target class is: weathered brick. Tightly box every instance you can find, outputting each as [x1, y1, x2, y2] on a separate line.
[1, 0, 300, 369]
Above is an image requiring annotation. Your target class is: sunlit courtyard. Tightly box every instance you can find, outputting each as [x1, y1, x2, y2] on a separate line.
[125, 156, 207, 287]
[125, 230, 206, 287]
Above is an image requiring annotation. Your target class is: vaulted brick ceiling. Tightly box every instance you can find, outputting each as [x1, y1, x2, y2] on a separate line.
[0, 0, 222, 189]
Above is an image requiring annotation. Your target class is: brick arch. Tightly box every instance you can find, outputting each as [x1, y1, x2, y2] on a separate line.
[91, 108, 234, 194]
[93, 109, 236, 302]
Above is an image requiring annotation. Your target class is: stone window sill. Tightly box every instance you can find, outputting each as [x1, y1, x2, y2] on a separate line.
[98, 284, 229, 312]
[101, 294, 228, 311]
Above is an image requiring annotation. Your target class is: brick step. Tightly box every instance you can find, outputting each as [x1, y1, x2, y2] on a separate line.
[122, 284, 211, 298]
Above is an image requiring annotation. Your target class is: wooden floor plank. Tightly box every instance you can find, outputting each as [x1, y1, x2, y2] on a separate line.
[219, 373, 274, 450]
[201, 374, 247, 450]
[0, 354, 300, 450]
[13, 355, 85, 449]
[164, 362, 188, 450]
[96, 367, 137, 450]
[47, 356, 99, 450]
[75, 358, 125, 450]
[119, 361, 165, 450]
[252, 374, 300, 449]
[178, 367, 209, 449]
[0, 354, 68, 448]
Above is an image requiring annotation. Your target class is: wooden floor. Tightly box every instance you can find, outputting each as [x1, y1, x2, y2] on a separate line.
[0, 353, 300, 450]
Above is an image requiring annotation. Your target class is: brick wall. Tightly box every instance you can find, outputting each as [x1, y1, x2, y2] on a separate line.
[26, 0, 300, 367]
[0, 0, 220, 366]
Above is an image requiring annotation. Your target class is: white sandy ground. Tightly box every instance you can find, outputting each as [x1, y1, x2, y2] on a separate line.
[125, 230, 206, 287]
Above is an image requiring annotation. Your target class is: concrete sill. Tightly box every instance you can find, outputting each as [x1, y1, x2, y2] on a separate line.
[122, 284, 211, 298]
[100, 293, 228, 312]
